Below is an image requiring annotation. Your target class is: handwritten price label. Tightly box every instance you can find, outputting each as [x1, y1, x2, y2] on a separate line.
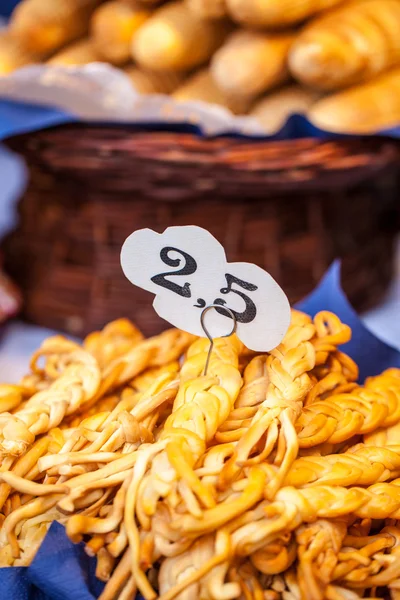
[121, 226, 290, 351]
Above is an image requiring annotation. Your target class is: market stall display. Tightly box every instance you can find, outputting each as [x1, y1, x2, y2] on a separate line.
[0, 4, 400, 599]
[1, 0, 400, 132]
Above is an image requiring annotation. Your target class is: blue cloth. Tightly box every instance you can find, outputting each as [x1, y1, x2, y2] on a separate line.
[0, 0, 19, 18]
[297, 262, 400, 382]
[2, 523, 104, 600]
[0, 99, 400, 142]
[0, 101, 75, 141]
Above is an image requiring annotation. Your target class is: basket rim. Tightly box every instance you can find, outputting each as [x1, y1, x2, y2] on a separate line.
[6, 125, 400, 196]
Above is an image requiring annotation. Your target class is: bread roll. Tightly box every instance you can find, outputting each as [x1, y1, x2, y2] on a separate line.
[289, 0, 400, 91]
[186, 0, 227, 19]
[91, 1, 151, 65]
[132, 1, 231, 71]
[47, 39, 101, 66]
[251, 85, 319, 133]
[9, 0, 100, 56]
[211, 30, 295, 101]
[173, 68, 251, 114]
[0, 32, 38, 75]
[226, 0, 345, 28]
[123, 65, 185, 94]
[308, 68, 400, 132]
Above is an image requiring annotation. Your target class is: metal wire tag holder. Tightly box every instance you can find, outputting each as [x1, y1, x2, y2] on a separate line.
[200, 304, 237, 376]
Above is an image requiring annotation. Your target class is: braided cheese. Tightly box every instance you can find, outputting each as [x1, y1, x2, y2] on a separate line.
[0, 312, 399, 600]
[0, 346, 101, 458]
[297, 376, 400, 449]
[218, 315, 316, 496]
[285, 445, 400, 488]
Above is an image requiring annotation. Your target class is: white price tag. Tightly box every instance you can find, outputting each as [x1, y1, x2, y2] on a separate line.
[121, 226, 290, 352]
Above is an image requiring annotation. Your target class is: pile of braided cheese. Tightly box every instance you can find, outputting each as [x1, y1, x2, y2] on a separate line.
[0, 311, 399, 600]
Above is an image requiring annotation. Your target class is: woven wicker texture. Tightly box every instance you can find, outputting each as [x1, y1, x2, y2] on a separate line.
[4, 127, 400, 337]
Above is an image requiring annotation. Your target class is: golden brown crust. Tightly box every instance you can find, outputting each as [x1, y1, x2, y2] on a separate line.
[211, 30, 295, 101]
[226, 0, 345, 28]
[309, 67, 400, 133]
[131, 1, 231, 71]
[90, 1, 152, 65]
[289, 0, 400, 91]
[9, 0, 101, 56]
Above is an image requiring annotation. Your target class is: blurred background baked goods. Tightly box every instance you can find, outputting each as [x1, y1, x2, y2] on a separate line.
[0, 0, 399, 359]
[1, 0, 400, 133]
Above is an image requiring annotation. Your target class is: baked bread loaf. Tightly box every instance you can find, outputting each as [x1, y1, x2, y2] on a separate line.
[308, 68, 400, 132]
[289, 0, 400, 90]
[123, 65, 184, 94]
[0, 32, 38, 75]
[186, 0, 228, 19]
[132, 1, 231, 71]
[91, 1, 151, 65]
[9, 0, 100, 56]
[226, 0, 345, 28]
[47, 39, 101, 66]
[173, 68, 251, 113]
[251, 85, 319, 132]
[211, 30, 295, 101]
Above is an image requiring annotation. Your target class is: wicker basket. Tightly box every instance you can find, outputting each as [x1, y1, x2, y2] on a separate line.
[3, 126, 400, 337]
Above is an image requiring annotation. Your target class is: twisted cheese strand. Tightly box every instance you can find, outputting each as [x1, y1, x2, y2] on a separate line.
[101, 329, 195, 392]
[230, 479, 400, 560]
[215, 311, 317, 445]
[297, 374, 400, 449]
[311, 312, 352, 367]
[0, 347, 101, 458]
[138, 335, 243, 518]
[83, 318, 144, 369]
[285, 445, 400, 488]
[250, 533, 297, 576]
[334, 527, 400, 591]
[294, 523, 400, 598]
[19, 337, 86, 392]
[215, 355, 269, 444]
[295, 520, 349, 600]
[364, 369, 400, 446]
[306, 312, 357, 406]
[0, 385, 32, 414]
[218, 313, 316, 497]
